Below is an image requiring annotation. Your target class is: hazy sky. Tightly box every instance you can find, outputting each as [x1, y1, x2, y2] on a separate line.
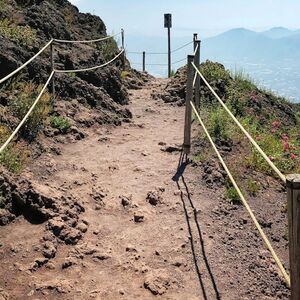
[69, 0, 300, 38]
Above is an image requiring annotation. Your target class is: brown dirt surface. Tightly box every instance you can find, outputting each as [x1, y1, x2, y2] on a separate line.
[0, 78, 290, 299]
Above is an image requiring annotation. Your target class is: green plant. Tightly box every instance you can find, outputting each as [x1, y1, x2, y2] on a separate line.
[225, 185, 240, 204]
[50, 116, 70, 134]
[170, 69, 176, 77]
[201, 60, 231, 86]
[0, 18, 37, 46]
[0, 143, 28, 173]
[97, 38, 119, 61]
[9, 81, 51, 139]
[206, 106, 233, 140]
[246, 179, 260, 196]
[121, 71, 130, 79]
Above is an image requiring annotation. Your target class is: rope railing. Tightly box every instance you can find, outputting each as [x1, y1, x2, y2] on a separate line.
[53, 31, 121, 44]
[191, 62, 286, 183]
[172, 40, 193, 53]
[0, 71, 54, 154]
[54, 49, 124, 73]
[182, 35, 298, 292]
[0, 39, 53, 85]
[0, 31, 124, 154]
[190, 100, 291, 286]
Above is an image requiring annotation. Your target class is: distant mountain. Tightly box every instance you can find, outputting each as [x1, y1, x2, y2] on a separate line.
[261, 27, 298, 39]
[202, 27, 300, 62]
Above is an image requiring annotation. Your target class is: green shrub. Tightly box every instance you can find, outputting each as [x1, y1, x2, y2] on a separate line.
[121, 71, 130, 79]
[9, 81, 51, 139]
[206, 106, 233, 140]
[246, 179, 260, 196]
[170, 69, 176, 77]
[97, 38, 119, 61]
[0, 18, 37, 46]
[0, 143, 28, 173]
[50, 116, 70, 134]
[201, 61, 231, 86]
[225, 185, 240, 204]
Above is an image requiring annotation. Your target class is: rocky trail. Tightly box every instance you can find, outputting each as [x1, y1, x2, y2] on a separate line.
[0, 78, 290, 299]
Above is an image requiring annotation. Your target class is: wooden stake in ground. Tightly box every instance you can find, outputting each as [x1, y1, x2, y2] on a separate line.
[287, 174, 300, 300]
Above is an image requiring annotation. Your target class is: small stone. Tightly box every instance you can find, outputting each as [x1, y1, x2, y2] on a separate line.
[62, 258, 76, 269]
[134, 214, 144, 223]
[77, 222, 88, 233]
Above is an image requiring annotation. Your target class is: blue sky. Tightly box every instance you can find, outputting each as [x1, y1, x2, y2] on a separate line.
[70, 0, 300, 38]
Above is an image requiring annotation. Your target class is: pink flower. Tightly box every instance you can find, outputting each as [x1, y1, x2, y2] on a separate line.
[283, 141, 290, 151]
[272, 120, 281, 128]
[250, 94, 258, 102]
[291, 153, 297, 160]
[271, 128, 277, 133]
[282, 135, 289, 142]
[256, 136, 262, 141]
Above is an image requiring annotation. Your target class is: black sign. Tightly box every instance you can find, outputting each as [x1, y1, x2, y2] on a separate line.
[164, 13, 172, 28]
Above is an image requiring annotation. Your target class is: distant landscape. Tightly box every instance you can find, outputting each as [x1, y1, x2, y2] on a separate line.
[126, 27, 300, 103]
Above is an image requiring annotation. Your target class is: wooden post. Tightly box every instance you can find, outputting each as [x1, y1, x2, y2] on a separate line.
[183, 55, 195, 154]
[193, 33, 198, 46]
[164, 14, 172, 78]
[142, 51, 146, 72]
[121, 28, 125, 70]
[167, 26, 171, 77]
[50, 43, 55, 102]
[287, 174, 300, 300]
[194, 39, 201, 108]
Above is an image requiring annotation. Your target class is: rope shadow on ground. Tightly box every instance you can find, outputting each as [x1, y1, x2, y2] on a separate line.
[172, 151, 221, 300]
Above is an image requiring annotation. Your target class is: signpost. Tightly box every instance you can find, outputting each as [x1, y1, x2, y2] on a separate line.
[164, 13, 172, 78]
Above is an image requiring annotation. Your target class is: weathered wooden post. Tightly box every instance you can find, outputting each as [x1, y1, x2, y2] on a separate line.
[121, 28, 125, 70]
[50, 42, 55, 101]
[287, 174, 300, 300]
[193, 33, 198, 45]
[183, 55, 195, 154]
[142, 51, 146, 72]
[194, 39, 201, 108]
[164, 13, 172, 78]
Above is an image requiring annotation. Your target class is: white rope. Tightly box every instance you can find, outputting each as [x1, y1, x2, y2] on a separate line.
[193, 44, 199, 56]
[172, 57, 186, 65]
[193, 71, 198, 87]
[172, 41, 193, 53]
[191, 62, 286, 183]
[54, 49, 124, 73]
[53, 32, 121, 44]
[0, 40, 53, 85]
[190, 101, 290, 286]
[0, 71, 54, 154]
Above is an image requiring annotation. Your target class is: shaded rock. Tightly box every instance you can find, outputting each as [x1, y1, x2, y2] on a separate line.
[144, 272, 170, 295]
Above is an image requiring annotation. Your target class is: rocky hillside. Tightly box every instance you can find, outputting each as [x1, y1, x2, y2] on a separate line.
[153, 61, 300, 193]
[0, 0, 134, 169]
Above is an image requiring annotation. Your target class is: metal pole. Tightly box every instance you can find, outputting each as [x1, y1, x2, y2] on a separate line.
[168, 26, 171, 77]
[287, 174, 300, 300]
[183, 55, 195, 154]
[194, 39, 201, 108]
[142, 51, 146, 72]
[50, 43, 55, 102]
[121, 28, 125, 70]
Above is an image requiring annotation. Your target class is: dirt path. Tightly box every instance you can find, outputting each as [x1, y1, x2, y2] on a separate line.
[0, 78, 289, 299]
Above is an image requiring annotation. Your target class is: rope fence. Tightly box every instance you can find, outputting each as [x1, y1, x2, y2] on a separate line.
[191, 62, 286, 183]
[0, 71, 54, 154]
[190, 100, 291, 286]
[183, 34, 300, 298]
[0, 30, 125, 154]
[53, 31, 121, 44]
[54, 49, 124, 73]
